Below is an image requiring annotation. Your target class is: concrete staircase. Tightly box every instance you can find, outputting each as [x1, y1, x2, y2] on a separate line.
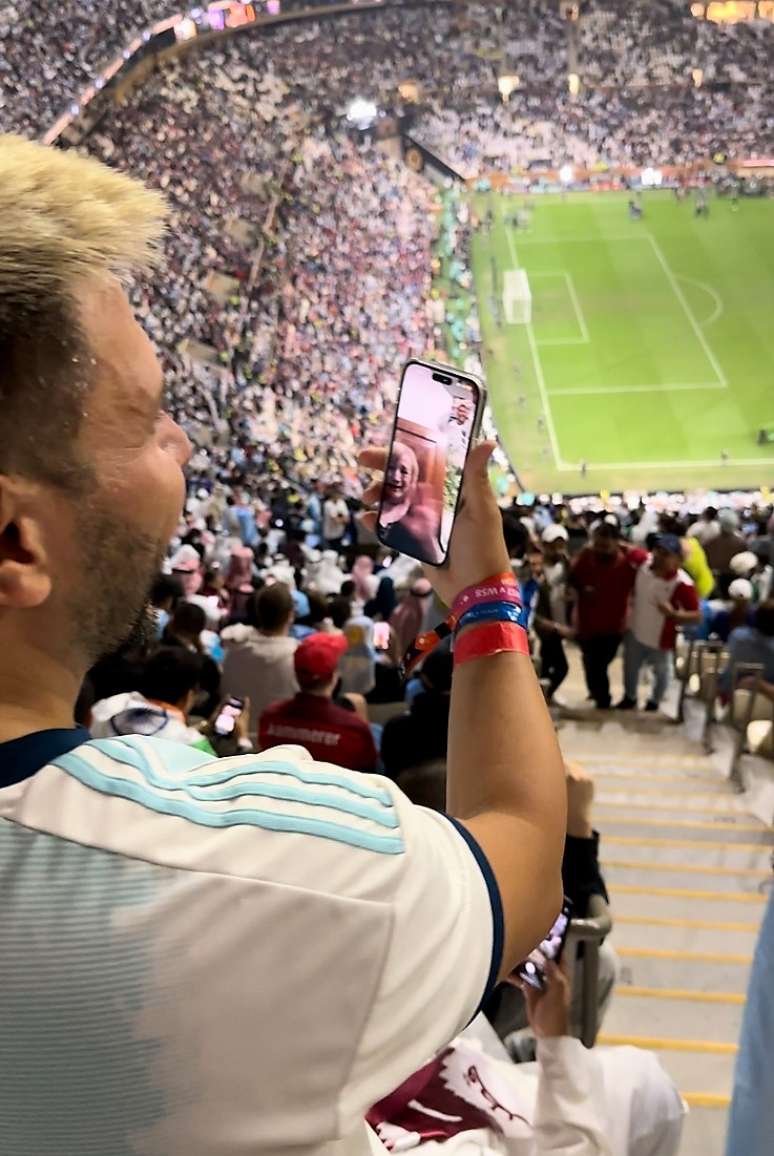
[555, 651, 773, 1156]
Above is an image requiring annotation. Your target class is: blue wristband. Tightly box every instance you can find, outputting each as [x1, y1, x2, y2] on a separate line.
[456, 600, 529, 635]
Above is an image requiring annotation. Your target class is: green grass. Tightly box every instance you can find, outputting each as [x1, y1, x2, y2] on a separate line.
[465, 190, 774, 495]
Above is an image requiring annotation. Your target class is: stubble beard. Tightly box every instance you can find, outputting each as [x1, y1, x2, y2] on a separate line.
[70, 495, 169, 665]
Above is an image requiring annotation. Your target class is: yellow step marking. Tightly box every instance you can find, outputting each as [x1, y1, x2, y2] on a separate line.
[603, 858, 771, 878]
[683, 1093, 731, 1109]
[617, 986, 745, 1005]
[611, 883, 766, 903]
[596, 799, 745, 816]
[606, 835, 773, 854]
[593, 772, 731, 788]
[578, 754, 721, 766]
[597, 1034, 737, 1055]
[616, 946, 752, 965]
[599, 789, 739, 803]
[616, 914, 760, 932]
[596, 812, 772, 834]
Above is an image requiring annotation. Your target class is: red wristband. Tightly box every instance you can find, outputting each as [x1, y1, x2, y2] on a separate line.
[453, 621, 530, 667]
[452, 574, 520, 618]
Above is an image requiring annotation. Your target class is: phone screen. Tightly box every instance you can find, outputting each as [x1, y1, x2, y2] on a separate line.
[214, 697, 244, 737]
[516, 898, 572, 992]
[377, 360, 481, 566]
[373, 622, 391, 651]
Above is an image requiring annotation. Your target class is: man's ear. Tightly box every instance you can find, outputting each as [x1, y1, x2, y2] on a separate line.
[0, 478, 53, 609]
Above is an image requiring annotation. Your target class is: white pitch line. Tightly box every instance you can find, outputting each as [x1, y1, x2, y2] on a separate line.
[529, 270, 589, 344]
[513, 235, 650, 245]
[503, 219, 562, 467]
[676, 275, 725, 328]
[548, 382, 727, 396]
[563, 272, 590, 343]
[645, 233, 728, 388]
[557, 457, 774, 472]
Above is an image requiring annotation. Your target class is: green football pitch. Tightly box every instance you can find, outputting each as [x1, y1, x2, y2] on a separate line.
[467, 190, 774, 495]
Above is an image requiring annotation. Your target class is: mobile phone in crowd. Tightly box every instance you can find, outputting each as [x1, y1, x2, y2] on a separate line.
[515, 898, 573, 992]
[376, 358, 487, 567]
[372, 622, 391, 651]
[213, 696, 245, 737]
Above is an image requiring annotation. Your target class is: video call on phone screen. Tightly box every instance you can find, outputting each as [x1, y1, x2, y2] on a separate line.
[378, 363, 478, 565]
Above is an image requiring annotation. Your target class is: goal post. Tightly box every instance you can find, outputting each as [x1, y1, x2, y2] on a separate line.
[503, 269, 532, 325]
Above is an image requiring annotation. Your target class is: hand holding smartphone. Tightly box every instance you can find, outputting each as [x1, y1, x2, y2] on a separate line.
[358, 364, 510, 608]
[376, 359, 487, 567]
[514, 898, 572, 992]
[213, 696, 246, 737]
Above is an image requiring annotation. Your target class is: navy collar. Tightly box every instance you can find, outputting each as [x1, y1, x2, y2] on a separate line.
[0, 727, 91, 790]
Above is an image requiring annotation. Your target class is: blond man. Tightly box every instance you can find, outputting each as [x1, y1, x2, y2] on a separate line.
[0, 136, 566, 1156]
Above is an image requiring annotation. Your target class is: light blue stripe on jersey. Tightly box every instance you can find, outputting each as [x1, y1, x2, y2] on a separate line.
[54, 752, 405, 855]
[85, 738, 398, 829]
[90, 734, 393, 803]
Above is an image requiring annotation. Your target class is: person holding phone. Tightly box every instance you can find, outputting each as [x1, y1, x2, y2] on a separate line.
[0, 139, 566, 1156]
[369, 961, 684, 1155]
[90, 647, 217, 755]
[378, 440, 445, 565]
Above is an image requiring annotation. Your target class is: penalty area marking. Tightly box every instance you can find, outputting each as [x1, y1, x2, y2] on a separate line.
[675, 275, 724, 328]
[528, 271, 590, 346]
[645, 233, 728, 388]
[502, 217, 563, 467]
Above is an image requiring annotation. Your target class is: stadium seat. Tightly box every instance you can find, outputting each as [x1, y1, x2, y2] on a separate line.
[675, 638, 727, 752]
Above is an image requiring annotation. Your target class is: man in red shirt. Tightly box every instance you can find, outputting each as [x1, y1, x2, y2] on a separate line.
[618, 534, 701, 712]
[259, 633, 379, 772]
[569, 523, 647, 709]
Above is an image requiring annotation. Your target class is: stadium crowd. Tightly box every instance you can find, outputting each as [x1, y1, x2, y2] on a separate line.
[0, 0, 173, 135]
[2, 0, 770, 726]
[2, 1, 774, 1153]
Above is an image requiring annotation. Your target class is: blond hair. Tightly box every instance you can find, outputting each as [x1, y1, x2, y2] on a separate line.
[0, 134, 166, 315]
[0, 135, 167, 487]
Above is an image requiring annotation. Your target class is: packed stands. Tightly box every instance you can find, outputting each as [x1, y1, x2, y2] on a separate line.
[2, 2, 774, 1153]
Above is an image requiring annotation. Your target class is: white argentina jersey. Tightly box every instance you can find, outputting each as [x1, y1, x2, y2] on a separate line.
[0, 729, 502, 1156]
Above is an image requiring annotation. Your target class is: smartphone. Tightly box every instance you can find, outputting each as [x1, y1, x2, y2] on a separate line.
[515, 898, 572, 992]
[377, 358, 486, 567]
[373, 622, 391, 651]
[213, 696, 245, 737]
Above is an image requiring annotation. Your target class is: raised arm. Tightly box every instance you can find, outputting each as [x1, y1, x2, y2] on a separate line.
[360, 442, 566, 979]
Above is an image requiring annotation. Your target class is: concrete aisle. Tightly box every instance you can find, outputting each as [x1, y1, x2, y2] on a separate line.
[556, 650, 772, 1156]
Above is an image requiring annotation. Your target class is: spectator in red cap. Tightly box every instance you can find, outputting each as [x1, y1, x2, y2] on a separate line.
[259, 633, 379, 771]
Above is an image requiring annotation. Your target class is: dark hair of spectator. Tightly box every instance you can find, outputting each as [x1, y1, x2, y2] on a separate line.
[256, 583, 294, 632]
[754, 600, 774, 637]
[150, 573, 184, 609]
[421, 646, 453, 694]
[328, 596, 353, 629]
[502, 511, 529, 558]
[141, 647, 205, 706]
[167, 601, 206, 641]
[593, 521, 620, 541]
[306, 592, 329, 626]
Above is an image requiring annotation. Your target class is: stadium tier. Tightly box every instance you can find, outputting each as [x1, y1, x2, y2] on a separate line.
[1, 0, 772, 502]
[4, 7, 774, 1156]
